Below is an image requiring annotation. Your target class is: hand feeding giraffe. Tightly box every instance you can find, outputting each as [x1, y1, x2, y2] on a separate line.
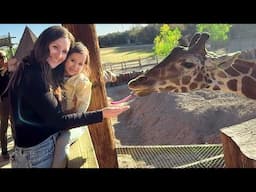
[128, 32, 256, 100]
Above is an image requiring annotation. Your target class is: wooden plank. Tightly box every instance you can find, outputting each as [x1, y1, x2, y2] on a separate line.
[220, 118, 256, 168]
[68, 129, 99, 168]
[78, 129, 99, 168]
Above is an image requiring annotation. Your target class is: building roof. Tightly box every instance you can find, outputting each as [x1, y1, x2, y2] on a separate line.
[14, 26, 37, 61]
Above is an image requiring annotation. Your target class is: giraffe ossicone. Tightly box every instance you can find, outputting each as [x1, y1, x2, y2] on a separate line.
[128, 32, 256, 100]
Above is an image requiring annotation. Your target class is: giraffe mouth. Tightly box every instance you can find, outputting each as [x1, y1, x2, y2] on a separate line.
[130, 88, 156, 97]
[128, 75, 157, 96]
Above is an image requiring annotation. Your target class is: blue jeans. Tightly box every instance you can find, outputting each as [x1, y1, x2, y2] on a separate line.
[10, 134, 57, 168]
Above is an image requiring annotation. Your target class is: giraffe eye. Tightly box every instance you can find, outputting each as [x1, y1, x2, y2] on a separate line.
[182, 62, 195, 68]
[139, 76, 148, 82]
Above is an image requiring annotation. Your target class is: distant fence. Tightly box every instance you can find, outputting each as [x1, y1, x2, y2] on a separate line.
[102, 55, 164, 75]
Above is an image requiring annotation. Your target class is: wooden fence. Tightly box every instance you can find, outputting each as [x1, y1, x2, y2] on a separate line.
[103, 55, 163, 75]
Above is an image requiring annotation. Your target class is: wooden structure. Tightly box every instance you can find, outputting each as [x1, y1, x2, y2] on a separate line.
[62, 24, 118, 168]
[220, 118, 256, 168]
[14, 26, 37, 61]
[0, 32, 16, 57]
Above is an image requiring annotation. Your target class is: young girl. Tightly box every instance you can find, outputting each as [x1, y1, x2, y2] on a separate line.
[52, 42, 92, 168]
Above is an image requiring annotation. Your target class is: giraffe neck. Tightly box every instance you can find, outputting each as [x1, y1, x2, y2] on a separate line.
[206, 59, 256, 100]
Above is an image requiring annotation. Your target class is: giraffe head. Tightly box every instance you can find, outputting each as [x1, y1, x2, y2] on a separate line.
[128, 32, 241, 96]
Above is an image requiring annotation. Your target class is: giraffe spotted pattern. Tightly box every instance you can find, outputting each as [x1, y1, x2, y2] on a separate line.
[128, 32, 256, 100]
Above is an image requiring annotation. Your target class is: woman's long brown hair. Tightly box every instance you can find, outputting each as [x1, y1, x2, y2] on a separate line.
[6, 25, 75, 94]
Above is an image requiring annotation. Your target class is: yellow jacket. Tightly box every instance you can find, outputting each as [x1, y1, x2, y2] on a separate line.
[62, 73, 92, 113]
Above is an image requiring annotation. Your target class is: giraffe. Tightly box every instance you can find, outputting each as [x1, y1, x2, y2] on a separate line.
[128, 32, 256, 100]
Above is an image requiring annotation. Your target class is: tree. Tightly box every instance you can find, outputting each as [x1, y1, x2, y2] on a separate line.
[196, 24, 232, 50]
[196, 24, 232, 41]
[153, 24, 182, 57]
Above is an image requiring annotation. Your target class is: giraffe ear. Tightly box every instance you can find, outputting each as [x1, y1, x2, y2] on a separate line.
[217, 51, 241, 68]
[227, 51, 241, 57]
[190, 33, 210, 56]
[188, 32, 201, 48]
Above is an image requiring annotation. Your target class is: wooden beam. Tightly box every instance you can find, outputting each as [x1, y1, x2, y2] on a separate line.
[62, 24, 118, 168]
[220, 118, 256, 168]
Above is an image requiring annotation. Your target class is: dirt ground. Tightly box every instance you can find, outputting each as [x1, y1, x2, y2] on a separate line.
[107, 84, 256, 146]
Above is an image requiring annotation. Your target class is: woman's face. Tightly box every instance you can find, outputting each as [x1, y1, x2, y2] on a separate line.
[64, 52, 87, 77]
[47, 37, 71, 69]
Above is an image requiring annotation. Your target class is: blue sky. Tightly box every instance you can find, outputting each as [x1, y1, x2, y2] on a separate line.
[0, 24, 146, 46]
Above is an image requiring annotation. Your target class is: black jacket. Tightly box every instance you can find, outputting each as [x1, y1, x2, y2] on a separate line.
[10, 60, 103, 148]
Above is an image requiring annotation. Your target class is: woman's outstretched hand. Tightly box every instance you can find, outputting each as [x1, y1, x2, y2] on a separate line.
[102, 105, 130, 118]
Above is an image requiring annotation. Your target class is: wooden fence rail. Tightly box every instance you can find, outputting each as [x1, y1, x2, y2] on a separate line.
[103, 55, 163, 75]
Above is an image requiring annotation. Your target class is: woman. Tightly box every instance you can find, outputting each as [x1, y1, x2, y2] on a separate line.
[8, 25, 129, 168]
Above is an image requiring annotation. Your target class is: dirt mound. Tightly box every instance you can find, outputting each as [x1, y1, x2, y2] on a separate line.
[107, 85, 256, 145]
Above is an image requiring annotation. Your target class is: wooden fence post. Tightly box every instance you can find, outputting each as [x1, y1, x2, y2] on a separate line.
[220, 118, 256, 168]
[138, 57, 142, 69]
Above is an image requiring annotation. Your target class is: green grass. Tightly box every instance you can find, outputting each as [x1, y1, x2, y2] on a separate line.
[100, 44, 155, 63]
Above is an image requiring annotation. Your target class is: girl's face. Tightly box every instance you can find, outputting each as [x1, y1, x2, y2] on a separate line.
[64, 52, 87, 77]
[47, 37, 70, 69]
